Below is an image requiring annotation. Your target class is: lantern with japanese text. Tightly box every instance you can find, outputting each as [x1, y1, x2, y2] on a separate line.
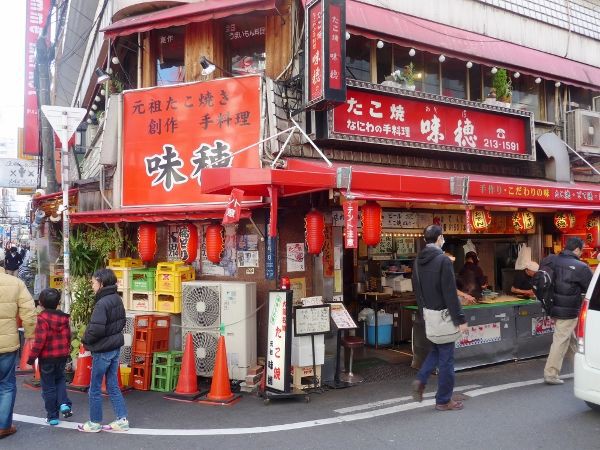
[586, 215, 600, 248]
[470, 209, 492, 232]
[205, 224, 224, 264]
[512, 211, 535, 232]
[362, 201, 382, 246]
[178, 223, 198, 264]
[305, 209, 325, 255]
[553, 212, 576, 232]
[137, 224, 157, 263]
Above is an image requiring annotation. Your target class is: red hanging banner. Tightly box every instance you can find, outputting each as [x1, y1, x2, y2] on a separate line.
[268, 185, 278, 237]
[343, 200, 358, 248]
[222, 188, 244, 224]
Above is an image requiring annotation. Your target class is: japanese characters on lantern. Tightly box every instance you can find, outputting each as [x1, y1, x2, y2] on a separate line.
[512, 211, 535, 231]
[470, 209, 492, 231]
[222, 188, 244, 225]
[586, 215, 600, 248]
[553, 212, 576, 232]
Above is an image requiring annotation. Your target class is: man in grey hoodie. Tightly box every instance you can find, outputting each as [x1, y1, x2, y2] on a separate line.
[411, 224, 468, 411]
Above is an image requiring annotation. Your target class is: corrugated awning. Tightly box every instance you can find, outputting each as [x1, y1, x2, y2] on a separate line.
[102, 0, 277, 39]
[343, 0, 600, 90]
[70, 205, 253, 224]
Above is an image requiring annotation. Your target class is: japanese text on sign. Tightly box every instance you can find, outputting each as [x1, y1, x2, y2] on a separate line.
[308, 2, 323, 102]
[294, 305, 331, 336]
[343, 200, 358, 248]
[266, 291, 288, 392]
[472, 180, 600, 205]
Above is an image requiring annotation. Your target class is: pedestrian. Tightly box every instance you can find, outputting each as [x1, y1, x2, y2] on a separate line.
[542, 237, 593, 385]
[411, 225, 468, 411]
[27, 288, 73, 425]
[79, 268, 128, 433]
[0, 268, 36, 439]
[4, 247, 23, 276]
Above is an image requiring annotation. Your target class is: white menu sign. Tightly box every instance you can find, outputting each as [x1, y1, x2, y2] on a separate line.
[266, 291, 288, 392]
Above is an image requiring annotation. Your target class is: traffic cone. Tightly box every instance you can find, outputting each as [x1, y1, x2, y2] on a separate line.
[197, 335, 241, 406]
[164, 332, 204, 402]
[68, 345, 92, 392]
[23, 359, 41, 389]
[16, 339, 34, 374]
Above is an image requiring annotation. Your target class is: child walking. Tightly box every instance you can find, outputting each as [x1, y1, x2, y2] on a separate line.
[27, 288, 73, 425]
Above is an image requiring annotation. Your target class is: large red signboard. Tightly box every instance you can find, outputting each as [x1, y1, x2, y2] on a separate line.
[122, 76, 262, 207]
[327, 80, 534, 160]
[23, 0, 51, 156]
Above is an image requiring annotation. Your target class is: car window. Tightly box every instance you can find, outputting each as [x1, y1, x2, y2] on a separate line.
[589, 274, 600, 311]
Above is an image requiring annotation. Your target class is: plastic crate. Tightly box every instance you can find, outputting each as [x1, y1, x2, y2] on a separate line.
[128, 291, 155, 312]
[131, 353, 152, 391]
[120, 366, 131, 388]
[108, 257, 144, 269]
[155, 292, 182, 314]
[155, 262, 195, 294]
[292, 365, 321, 389]
[109, 267, 131, 292]
[153, 351, 183, 367]
[49, 275, 63, 289]
[129, 268, 156, 292]
[151, 351, 183, 392]
[133, 315, 170, 354]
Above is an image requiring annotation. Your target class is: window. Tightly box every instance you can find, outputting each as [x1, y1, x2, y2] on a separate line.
[345, 35, 371, 82]
[225, 16, 266, 76]
[468, 64, 483, 102]
[545, 81, 556, 123]
[569, 87, 595, 111]
[376, 44, 392, 84]
[422, 53, 440, 95]
[154, 27, 185, 86]
[442, 58, 467, 99]
[393, 45, 423, 90]
[512, 76, 543, 119]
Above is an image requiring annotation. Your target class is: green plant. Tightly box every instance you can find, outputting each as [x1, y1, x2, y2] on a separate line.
[69, 229, 104, 278]
[492, 68, 512, 102]
[107, 76, 125, 96]
[389, 62, 417, 86]
[69, 276, 95, 360]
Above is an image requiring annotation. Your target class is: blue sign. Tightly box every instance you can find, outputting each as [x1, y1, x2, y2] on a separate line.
[265, 214, 277, 280]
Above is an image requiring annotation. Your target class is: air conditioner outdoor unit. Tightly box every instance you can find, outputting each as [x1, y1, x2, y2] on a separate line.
[593, 96, 600, 112]
[566, 109, 600, 154]
[181, 281, 257, 380]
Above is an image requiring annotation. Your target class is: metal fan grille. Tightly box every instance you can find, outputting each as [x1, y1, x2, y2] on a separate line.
[182, 284, 220, 328]
[119, 314, 136, 365]
[183, 328, 218, 377]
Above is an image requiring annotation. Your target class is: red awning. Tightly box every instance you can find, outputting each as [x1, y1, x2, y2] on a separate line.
[70, 205, 253, 224]
[102, 0, 276, 38]
[344, 0, 600, 90]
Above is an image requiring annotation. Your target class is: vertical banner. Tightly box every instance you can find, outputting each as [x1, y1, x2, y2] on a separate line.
[343, 200, 358, 248]
[323, 225, 334, 277]
[222, 188, 244, 224]
[24, 0, 51, 156]
[265, 212, 277, 280]
[305, 0, 346, 110]
[268, 185, 278, 238]
[266, 290, 293, 393]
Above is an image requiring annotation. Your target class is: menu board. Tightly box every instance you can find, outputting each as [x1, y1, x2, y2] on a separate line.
[294, 305, 331, 336]
[329, 303, 358, 329]
[266, 290, 292, 392]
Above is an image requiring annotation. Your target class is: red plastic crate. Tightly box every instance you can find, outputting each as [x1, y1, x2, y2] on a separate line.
[131, 353, 152, 391]
[133, 315, 171, 354]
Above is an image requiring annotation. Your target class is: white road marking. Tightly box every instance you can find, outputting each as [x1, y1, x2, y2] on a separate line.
[12, 374, 574, 436]
[333, 384, 482, 414]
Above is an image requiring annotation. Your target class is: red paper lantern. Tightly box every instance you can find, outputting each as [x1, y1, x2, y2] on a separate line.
[178, 223, 198, 264]
[512, 211, 535, 232]
[362, 201, 382, 246]
[586, 215, 600, 248]
[470, 209, 492, 231]
[305, 209, 325, 255]
[553, 212, 576, 232]
[137, 224, 157, 263]
[205, 224, 224, 264]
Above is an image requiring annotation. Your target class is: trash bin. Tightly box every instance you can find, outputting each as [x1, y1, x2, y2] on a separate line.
[366, 312, 393, 346]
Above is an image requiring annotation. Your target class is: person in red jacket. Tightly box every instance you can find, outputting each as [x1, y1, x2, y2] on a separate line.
[27, 288, 73, 425]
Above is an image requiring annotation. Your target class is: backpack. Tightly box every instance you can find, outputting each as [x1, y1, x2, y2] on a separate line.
[532, 265, 554, 315]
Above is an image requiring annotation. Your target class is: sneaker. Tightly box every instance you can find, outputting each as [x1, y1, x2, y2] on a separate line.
[46, 419, 60, 426]
[78, 421, 102, 433]
[102, 418, 129, 432]
[60, 404, 73, 418]
[411, 380, 425, 403]
[544, 377, 565, 385]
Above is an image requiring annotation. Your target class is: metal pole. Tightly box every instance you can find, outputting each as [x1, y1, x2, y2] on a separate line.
[60, 113, 71, 313]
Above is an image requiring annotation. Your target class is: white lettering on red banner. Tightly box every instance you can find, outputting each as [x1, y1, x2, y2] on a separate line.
[308, 2, 323, 103]
[343, 200, 358, 248]
[222, 188, 244, 224]
[328, 4, 342, 90]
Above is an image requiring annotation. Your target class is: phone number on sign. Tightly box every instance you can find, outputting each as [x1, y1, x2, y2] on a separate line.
[483, 138, 520, 152]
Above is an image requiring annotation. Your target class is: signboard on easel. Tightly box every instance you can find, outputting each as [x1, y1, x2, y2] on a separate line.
[266, 290, 293, 393]
[294, 305, 331, 336]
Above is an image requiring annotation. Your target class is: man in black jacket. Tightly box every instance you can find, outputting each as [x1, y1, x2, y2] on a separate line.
[4, 247, 23, 276]
[79, 269, 128, 433]
[411, 225, 468, 411]
[542, 237, 593, 385]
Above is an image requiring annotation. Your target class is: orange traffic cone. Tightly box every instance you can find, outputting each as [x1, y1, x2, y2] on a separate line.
[164, 332, 204, 402]
[68, 345, 92, 392]
[23, 359, 41, 389]
[198, 335, 241, 406]
[17, 339, 34, 374]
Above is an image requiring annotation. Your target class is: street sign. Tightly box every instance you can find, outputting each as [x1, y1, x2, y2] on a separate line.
[0, 159, 38, 188]
[41, 106, 87, 144]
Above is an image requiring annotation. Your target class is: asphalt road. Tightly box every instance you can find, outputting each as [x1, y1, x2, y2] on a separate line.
[4, 357, 599, 450]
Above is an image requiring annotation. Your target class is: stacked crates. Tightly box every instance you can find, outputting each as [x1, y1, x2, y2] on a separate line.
[151, 351, 183, 392]
[128, 268, 156, 312]
[131, 314, 171, 390]
[155, 262, 195, 314]
[108, 258, 144, 305]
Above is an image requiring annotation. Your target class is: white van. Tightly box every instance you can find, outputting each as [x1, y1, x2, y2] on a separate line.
[574, 266, 600, 411]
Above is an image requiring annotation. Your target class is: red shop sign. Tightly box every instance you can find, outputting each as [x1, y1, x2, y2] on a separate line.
[470, 180, 600, 205]
[326, 80, 534, 161]
[222, 188, 244, 224]
[305, 0, 346, 110]
[343, 200, 359, 248]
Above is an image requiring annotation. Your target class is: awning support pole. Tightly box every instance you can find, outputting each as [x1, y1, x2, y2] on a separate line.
[248, 216, 265, 242]
[564, 142, 600, 177]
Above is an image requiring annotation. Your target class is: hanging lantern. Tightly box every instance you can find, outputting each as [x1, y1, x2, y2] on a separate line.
[205, 224, 224, 264]
[586, 215, 600, 248]
[553, 212, 576, 232]
[512, 211, 535, 232]
[305, 209, 325, 255]
[470, 209, 492, 232]
[178, 223, 198, 264]
[362, 201, 382, 246]
[137, 224, 157, 263]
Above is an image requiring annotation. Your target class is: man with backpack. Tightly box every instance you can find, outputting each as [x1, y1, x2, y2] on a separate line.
[540, 237, 593, 385]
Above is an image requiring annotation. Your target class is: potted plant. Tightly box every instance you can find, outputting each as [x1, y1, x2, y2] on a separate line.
[384, 62, 417, 91]
[492, 68, 512, 105]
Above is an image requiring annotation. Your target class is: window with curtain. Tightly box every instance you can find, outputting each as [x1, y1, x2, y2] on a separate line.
[225, 15, 266, 76]
[345, 35, 371, 82]
[422, 53, 440, 95]
[511, 76, 543, 119]
[441, 58, 467, 99]
[154, 27, 185, 86]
